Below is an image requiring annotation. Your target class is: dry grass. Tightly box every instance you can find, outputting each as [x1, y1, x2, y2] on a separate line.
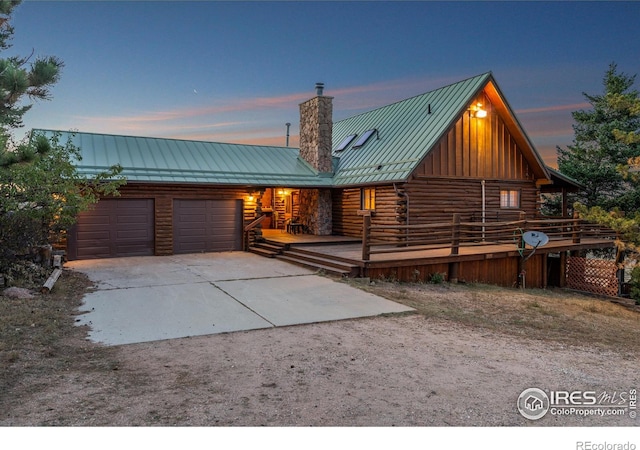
[0, 270, 119, 405]
[353, 279, 640, 355]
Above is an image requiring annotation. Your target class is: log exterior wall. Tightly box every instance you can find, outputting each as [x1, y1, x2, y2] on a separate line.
[332, 188, 361, 236]
[403, 177, 539, 224]
[106, 183, 255, 256]
[331, 177, 539, 237]
[332, 185, 401, 237]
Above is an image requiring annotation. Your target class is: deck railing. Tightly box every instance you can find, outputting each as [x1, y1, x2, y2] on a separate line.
[244, 214, 267, 250]
[361, 214, 617, 261]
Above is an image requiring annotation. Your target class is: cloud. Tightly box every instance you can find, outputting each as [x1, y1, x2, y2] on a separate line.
[537, 144, 560, 168]
[166, 126, 288, 144]
[79, 89, 314, 123]
[72, 74, 468, 137]
[71, 73, 583, 154]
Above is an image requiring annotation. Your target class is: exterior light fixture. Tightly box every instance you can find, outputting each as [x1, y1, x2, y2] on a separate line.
[470, 102, 487, 118]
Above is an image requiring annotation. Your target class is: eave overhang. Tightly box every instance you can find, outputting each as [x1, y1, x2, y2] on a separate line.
[482, 78, 551, 182]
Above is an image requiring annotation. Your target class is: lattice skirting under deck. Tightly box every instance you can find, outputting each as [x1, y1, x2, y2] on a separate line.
[566, 256, 618, 297]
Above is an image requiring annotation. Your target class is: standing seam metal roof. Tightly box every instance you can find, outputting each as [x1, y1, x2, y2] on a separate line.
[33, 72, 548, 188]
[33, 130, 333, 187]
[331, 72, 492, 186]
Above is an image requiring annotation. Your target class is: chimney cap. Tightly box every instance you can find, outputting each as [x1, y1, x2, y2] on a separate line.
[315, 82, 325, 96]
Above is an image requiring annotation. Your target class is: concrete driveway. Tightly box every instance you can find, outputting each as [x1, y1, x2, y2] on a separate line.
[67, 252, 413, 346]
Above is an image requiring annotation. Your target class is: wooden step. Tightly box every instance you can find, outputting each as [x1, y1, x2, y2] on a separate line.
[248, 247, 278, 258]
[276, 255, 354, 277]
[282, 249, 356, 271]
[253, 242, 284, 253]
[277, 249, 360, 277]
[286, 246, 360, 266]
[262, 239, 291, 251]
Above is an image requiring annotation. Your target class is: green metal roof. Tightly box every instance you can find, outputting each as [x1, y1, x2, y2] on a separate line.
[33, 72, 549, 189]
[331, 72, 492, 186]
[33, 130, 333, 187]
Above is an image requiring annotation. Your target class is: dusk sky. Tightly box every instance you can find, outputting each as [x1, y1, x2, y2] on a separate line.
[9, 0, 640, 167]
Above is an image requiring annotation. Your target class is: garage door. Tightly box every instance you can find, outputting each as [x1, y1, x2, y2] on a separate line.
[173, 199, 243, 254]
[67, 199, 155, 260]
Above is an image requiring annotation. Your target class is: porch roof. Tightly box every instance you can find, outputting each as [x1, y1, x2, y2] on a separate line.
[542, 167, 584, 192]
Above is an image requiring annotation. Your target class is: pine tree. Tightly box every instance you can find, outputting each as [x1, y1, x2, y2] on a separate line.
[0, 1, 124, 271]
[564, 65, 640, 303]
[557, 63, 640, 211]
[0, 0, 63, 165]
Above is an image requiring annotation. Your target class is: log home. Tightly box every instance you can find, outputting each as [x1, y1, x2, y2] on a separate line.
[36, 73, 616, 289]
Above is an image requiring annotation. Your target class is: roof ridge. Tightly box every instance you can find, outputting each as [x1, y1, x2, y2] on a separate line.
[31, 128, 299, 151]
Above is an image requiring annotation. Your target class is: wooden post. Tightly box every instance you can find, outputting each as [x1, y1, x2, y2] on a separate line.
[362, 214, 371, 261]
[450, 213, 460, 255]
[449, 262, 460, 284]
[517, 264, 526, 288]
[40, 245, 52, 268]
[519, 211, 526, 224]
[517, 242, 524, 288]
[572, 211, 581, 244]
[42, 268, 62, 293]
[254, 190, 263, 240]
[559, 251, 567, 288]
[615, 245, 625, 297]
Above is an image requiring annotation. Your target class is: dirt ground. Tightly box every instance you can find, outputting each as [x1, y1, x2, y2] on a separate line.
[1, 270, 638, 427]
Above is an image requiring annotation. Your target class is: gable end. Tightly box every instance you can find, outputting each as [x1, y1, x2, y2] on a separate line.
[410, 80, 549, 182]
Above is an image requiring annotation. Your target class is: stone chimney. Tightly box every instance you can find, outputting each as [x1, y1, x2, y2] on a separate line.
[297, 83, 333, 235]
[299, 82, 333, 173]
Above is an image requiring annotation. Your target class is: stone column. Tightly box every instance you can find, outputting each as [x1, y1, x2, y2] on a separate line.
[299, 189, 333, 235]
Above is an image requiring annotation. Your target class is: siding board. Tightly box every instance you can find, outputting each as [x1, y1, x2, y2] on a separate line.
[364, 254, 546, 288]
[418, 93, 536, 181]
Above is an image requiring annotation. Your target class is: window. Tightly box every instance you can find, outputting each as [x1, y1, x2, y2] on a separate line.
[352, 129, 377, 148]
[500, 189, 520, 208]
[361, 187, 376, 210]
[334, 134, 357, 152]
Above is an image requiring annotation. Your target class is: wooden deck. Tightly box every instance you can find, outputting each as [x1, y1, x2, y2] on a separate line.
[261, 229, 360, 246]
[261, 229, 614, 265]
[258, 228, 616, 288]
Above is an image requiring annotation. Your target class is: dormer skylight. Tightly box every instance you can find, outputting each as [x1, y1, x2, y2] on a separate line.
[352, 128, 377, 149]
[334, 134, 357, 152]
